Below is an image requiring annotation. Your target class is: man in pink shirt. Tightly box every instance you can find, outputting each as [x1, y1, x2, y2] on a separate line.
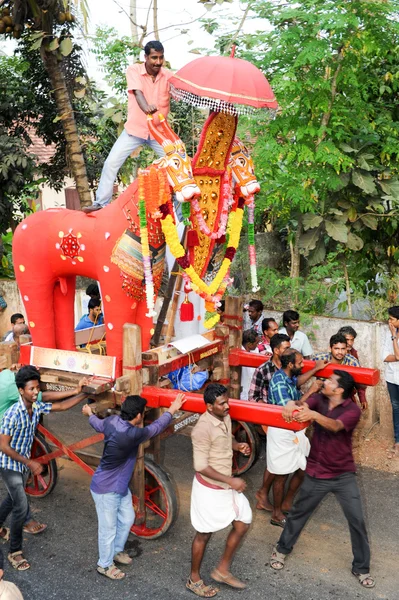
[84, 40, 172, 213]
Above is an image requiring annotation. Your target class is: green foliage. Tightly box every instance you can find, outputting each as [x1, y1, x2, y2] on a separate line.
[0, 56, 36, 235]
[0, 232, 14, 279]
[233, 0, 399, 287]
[15, 30, 105, 189]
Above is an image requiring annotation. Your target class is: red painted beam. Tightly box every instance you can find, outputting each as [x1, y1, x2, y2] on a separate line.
[228, 349, 380, 386]
[142, 385, 308, 431]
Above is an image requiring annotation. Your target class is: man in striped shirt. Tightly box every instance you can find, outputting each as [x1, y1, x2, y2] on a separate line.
[0, 366, 87, 571]
[266, 350, 326, 526]
[313, 333, 366, 410]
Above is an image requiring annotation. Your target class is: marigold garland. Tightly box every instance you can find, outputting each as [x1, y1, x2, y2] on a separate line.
[160, 201, 244, 297]
[138, 170, 157, 317]
[136, 159, 247, 327]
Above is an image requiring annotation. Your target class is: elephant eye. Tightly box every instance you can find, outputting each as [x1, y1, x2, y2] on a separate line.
[173, 158, 180, 168]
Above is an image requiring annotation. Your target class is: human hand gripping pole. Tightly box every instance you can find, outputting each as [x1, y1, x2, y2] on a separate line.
[167, 392, 186, 415]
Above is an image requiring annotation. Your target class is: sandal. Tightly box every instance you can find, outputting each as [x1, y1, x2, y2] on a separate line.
[270, 518, 286, 528]
[97, 564, 125, 580]
[23, 521, 47, 535]
[352, 571, 376, 588]
[0, 527, 10, 542]
[186, 578, 218, 597]
[270, 547, 286, 570]
[211, 568, 246, 589]
[114, 552, 133, 565]
[8, 551, 30, 571]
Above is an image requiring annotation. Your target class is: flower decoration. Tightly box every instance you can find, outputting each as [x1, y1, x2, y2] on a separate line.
[138, 170, 157, 318]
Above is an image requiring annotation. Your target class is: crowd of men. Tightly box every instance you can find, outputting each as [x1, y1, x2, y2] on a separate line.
[1, 292, 398, 595]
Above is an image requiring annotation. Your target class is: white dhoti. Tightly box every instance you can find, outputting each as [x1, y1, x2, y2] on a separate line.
[190, 476, 252, 533]
[266, 426, 310, 474]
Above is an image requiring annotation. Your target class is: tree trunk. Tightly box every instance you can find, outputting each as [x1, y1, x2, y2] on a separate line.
[316, 47, 344, 148]
[43, 51, 92, 207]
[130, 0, 139, 42]
[290, 217, 302, 278]
[153, 0, 159, 40]
[343, 261, 353, 318]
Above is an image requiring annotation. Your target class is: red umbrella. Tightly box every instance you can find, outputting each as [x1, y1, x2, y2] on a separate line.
[170, 49, 278, 115]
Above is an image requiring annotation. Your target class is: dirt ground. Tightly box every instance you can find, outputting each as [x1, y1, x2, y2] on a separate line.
[353, 426, 399, 474]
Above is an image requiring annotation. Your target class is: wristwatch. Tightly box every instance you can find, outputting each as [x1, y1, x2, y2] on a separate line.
[392, 336, 397, 341]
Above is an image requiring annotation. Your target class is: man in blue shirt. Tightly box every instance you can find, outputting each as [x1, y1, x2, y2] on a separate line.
[82, 392, 185, 580]
[0, 366, 88, 571]
[75, 299, 104, 331]
[267, 350, 326, 527]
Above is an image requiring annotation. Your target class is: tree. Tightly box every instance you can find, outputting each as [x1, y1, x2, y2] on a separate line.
[235, 0, 399, 285]
[0, 54, 36, 235]
[0, 1, 92, 206]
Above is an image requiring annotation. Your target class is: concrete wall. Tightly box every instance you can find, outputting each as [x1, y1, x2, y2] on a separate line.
[261, 310, 393, 440]
[0, 280, 25, 338]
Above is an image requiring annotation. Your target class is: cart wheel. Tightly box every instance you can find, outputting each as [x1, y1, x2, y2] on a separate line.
[130, 458, 178, 540]
[232, 420, 261, 476]
[25, 434, 58, 498]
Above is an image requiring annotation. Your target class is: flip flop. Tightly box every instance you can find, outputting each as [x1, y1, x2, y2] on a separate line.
[23, 522, 47, 535]
[8, 552, 30, 571]
[352, 571, 376, 588]
[270, 547, 286, 570]
[270, 518, 286, 528]
[211, 569, 246, 589]
[186, 578, 218, 597]
[97, 564, 125, 580]
[114, 552, 133, 565]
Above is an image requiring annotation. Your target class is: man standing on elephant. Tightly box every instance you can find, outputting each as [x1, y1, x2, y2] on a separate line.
[84, 40, 172, 213]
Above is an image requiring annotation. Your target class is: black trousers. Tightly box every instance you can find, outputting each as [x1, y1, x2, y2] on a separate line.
[277, 472, 370, 574]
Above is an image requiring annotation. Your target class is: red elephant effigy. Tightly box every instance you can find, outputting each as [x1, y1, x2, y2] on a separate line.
[13, 111, 260, 371]
[12, 118, 200, 368]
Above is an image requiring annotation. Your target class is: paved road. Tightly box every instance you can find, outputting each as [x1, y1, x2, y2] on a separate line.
[0, 406, 397, 600]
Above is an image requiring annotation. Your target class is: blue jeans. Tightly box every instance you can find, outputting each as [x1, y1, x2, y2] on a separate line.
[91, 489, 135, 568]
[387, 382, 399, 443]
[0, 469, 29, 553]
[94, 129, 165, 208]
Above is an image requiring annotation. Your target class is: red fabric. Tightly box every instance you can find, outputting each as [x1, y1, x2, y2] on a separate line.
[196, 472, 224, 490]
[187, 229, 199, 247]
[180, 300, 194, 321]
[170, 55, 278, 109]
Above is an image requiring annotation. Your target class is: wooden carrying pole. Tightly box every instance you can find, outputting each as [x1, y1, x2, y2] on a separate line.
[123, 324, 145, 525]
[223, 296, 244, 398]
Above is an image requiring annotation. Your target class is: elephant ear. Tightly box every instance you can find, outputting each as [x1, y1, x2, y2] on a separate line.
[111, 229, 165, 302]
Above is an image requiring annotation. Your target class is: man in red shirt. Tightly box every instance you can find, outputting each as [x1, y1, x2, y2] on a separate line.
[84, 40, 172, 213]
[269, 369, 375, 589]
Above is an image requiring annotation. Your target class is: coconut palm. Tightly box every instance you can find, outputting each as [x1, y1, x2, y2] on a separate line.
[0, 0, 91, 206]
